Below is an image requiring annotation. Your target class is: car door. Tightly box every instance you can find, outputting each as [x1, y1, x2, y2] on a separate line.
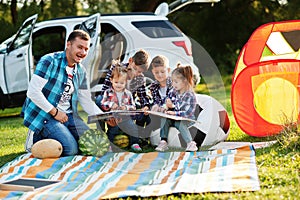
[79, 13, 101, 87]
[3, 14, 38, 95]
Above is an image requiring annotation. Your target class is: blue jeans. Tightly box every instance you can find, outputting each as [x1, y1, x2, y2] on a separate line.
[33, 113, 89, 156]
[107, 118, 139, 145]
[160, 118, 192, 143]
[133, 113, 151, 125]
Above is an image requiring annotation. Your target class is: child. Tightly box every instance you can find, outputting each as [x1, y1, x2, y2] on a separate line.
[96, 49, 151, 131]
[149, 55, 173, 110]
[155, 64, 198, 152]
[143, 55, 174, 138]
[101, 66, 142, 152]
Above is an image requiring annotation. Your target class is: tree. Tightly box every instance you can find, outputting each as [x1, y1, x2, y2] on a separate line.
[49, 0, 78, 17]
[1, 0, 300, 74]
[10, 0, 17, 25]
[167, 0, 300, 74]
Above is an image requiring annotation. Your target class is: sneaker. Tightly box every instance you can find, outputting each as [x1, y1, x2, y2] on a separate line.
[25, 129, 34, 153]
[155, 140, 169, 152]
[131, 144, 142, 152]
[186, 141, 198, 152]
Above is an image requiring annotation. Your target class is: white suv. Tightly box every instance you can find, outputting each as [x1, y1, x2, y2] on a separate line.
[95, 12, 200, 88]
[0, 2, 200, 110]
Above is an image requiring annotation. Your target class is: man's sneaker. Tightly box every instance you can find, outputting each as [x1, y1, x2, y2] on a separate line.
[25, 129, 34, 153]
[131, 144, 142, 152]
[186, 141, 198, 152]
[155, 140, 169, 152]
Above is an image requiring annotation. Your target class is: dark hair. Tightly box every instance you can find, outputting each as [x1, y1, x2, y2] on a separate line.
[67, 29, 90, 42]
[132, 49, 150, 71]
[172, 64, 194, 88]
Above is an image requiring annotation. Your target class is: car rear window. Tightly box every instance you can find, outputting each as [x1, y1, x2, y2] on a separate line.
[132, 20, 182, 38]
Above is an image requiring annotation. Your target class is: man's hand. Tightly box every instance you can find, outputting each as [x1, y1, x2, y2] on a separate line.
[56, 110, 68, 123]
[106, 118, 118, 126]
[142, 106, 149, 115]
[49, 107, 68, 123]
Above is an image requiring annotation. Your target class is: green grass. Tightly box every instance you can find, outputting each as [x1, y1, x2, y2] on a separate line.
[0, 79, 299, 199]
[0, 107, 27, 166]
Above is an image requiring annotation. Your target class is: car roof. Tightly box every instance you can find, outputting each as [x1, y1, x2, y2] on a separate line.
[102, 13, 168, 21]
[35, 12, 167, 26]
[34, 16, 86, 28]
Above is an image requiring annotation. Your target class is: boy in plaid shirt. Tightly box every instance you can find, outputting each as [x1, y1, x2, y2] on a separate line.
[143, 55, 175, 139]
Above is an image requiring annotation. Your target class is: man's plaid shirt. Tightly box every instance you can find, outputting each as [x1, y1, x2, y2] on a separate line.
[22, 51, 88, 133]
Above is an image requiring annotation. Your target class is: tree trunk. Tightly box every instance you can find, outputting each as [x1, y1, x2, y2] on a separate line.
[10, 0, 17, 25]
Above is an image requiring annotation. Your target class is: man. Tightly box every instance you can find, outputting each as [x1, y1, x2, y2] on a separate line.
[23, 30, 102, 156]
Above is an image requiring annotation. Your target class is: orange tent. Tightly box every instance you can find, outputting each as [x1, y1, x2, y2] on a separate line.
[231, 20, 300, 137]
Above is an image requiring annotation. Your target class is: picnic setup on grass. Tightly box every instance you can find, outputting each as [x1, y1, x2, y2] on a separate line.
[1, 18, 300, 199]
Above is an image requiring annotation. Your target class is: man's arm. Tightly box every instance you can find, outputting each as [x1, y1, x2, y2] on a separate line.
[27, 74, 67, 119]
[27, 74, 54, 113]
[78, 89, 103, 115]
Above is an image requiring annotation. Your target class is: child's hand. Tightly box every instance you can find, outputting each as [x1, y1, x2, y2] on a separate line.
[166, 110, 175, 115]
[119, 105, 126, 110]
[111, 103, 118, 110]
[166, 98, 174, 109]
[151, 104, 159, 112]
[151, 104, 166, 113]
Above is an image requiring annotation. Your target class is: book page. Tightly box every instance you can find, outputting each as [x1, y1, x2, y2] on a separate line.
[88, 110, 200, 124]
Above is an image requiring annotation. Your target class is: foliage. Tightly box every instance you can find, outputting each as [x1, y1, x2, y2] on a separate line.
[168, 0, 300, 74]
[1, 0, 300, 74]
[81, 0, 120, 14]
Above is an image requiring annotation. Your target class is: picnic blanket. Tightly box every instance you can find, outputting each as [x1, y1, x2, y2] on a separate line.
[0, 145, 260, 199]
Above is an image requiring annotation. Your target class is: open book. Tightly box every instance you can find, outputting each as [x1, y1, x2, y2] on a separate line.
[88, 110, 200, 125]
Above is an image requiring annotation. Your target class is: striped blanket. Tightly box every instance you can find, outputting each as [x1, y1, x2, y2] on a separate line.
[0, 145, 260, 199]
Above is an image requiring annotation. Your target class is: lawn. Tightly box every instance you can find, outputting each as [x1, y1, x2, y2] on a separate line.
[0, 80, 299, 199]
